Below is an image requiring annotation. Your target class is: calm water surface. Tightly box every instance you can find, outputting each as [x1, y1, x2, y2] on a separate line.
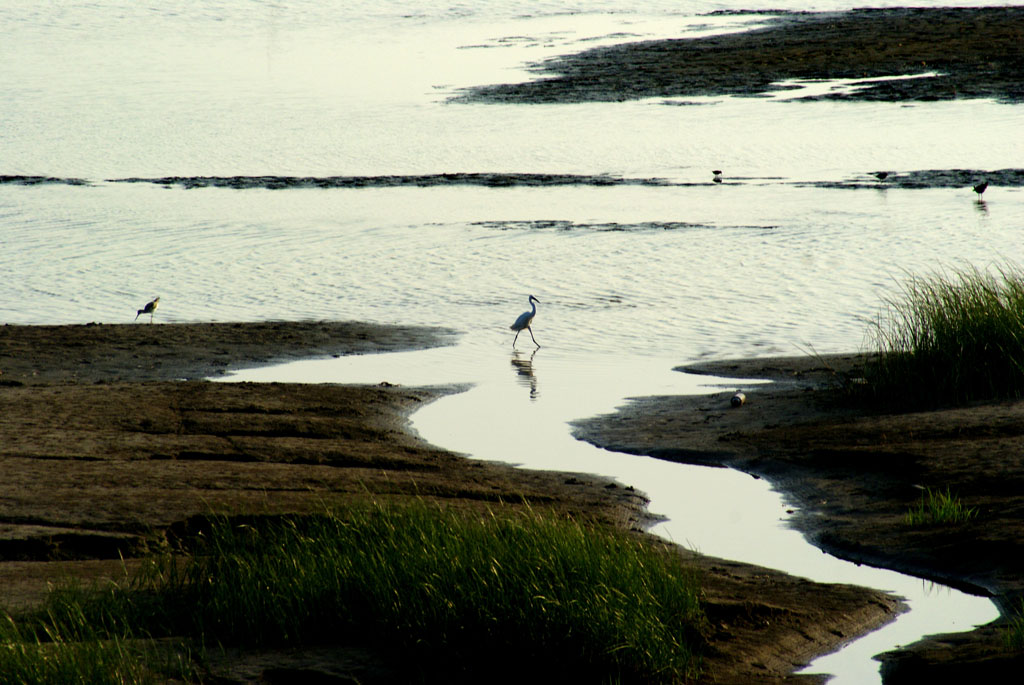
[3, 1, 1022, 682]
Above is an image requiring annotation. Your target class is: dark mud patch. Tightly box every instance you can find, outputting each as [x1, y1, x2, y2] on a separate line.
[803, 168, 1024, 191]
[0, 175, 90, 186]
[0, 321, 457, 385]
[0, 324, 902, 683]
[111, 172, 676, 190]
[0, 526, 147, 562]
[9, 169, 1018, 194]
[574, 353, 1024, 681]
[471, 219, 716, 232]
[457, 7, 1024, 104]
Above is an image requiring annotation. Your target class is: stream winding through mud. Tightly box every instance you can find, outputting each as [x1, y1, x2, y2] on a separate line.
[228, 337, 999, 684]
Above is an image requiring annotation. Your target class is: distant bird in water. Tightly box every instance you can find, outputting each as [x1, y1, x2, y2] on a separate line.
[712, 169, 723, 183]
[510, 295, 541, 348]
[873, 171, 889, 181]
[973, 181, 989, 197]
[135, 296, 160, 323]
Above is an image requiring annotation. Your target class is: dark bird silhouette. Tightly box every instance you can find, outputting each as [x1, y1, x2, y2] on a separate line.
[135, 296, 160, 323]
[873, 171, 889, 180]
[510, 295, 541, 348]
[973, 181, 989, 196]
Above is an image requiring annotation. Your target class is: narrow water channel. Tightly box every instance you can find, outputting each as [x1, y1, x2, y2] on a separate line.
[226, 337, 998, 684]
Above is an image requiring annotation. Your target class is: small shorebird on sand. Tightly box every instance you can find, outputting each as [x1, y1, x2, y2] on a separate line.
[510, 295, 541, 348]
[973, 181, 989, 197]
[136, 296, 160, 323]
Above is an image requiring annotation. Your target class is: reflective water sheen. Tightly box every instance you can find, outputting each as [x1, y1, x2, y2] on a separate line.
[226, 339, 997, 684]
[3, 1, 1019, 682]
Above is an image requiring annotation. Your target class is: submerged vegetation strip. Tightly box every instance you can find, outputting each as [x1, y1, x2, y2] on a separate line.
[861, 264, 1024, 408]
[0, 503, 707, 684]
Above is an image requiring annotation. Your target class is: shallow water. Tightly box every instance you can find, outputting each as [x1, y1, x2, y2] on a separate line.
[3, 1, 1021, 681]
[4, 180, 1022, 359]
[226, 339, 997, 684]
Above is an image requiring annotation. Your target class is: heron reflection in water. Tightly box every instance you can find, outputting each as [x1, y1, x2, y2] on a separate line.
[511, 349, 539, 400]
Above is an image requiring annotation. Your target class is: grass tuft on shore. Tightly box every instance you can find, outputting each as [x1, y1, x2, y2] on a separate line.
[863, 265, 1024, 408]
[0, 604, 195, 685]
[904, 487, 978, 526]
[1, 503, 706, 683]
[1004, 598, 1024, 651]
[0, 613, 148, 685]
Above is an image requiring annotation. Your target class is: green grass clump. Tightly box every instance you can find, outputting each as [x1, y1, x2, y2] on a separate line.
[1, 503, 706, 683]
[1003, 598, 1024, 651]
[0, 612, 147, 685]
[0, 603, 192, 685]
[904, 487, 978, 526]
[863, 264, 1024, 408]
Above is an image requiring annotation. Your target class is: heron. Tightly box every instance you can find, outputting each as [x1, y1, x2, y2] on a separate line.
[510, 295, 541, 348]
[135, 296, 160, 323]
[973, 181, 989, 196]
[712, 169, 723, 183]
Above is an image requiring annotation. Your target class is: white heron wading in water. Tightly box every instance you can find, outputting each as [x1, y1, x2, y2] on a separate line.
[136, 296, 160, 323]
[510, 295, 541, 348]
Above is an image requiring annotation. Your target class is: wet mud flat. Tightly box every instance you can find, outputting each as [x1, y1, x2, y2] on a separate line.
[6, 167, 1023, 196]
[0, 173, 674, 189]
[458, 7, 1024, 105]
[0, 320, 459, 385]
[804, 168, 1024, 191]
[0, 322, 897, 684]
[574, 354, 1024, 682]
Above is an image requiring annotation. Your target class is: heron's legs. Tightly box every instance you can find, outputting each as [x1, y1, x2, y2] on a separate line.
[527, 326, 540, 348]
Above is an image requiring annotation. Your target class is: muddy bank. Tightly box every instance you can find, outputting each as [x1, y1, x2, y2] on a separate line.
[4, 168, 1022, 193]
[457, 7, 1024, 105]
[0, 320, 457, 385]
[0, 173, 674, 189]
[803, 168, 1024, 191]
[574, 354, 1024, 682]
[112, 173, 674, 190]
[0, 323, 898, 683]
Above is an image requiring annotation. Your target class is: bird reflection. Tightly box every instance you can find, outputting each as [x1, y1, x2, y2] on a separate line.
[510, 349, 539, 400]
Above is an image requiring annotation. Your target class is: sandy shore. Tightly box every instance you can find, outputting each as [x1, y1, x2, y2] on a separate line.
[0, 322, 903, 684]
